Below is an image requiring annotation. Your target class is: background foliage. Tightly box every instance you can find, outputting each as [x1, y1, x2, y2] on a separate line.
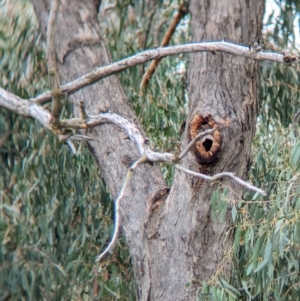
[1, 0, 300, 300]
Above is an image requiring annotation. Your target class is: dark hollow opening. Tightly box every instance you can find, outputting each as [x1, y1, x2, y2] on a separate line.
[203, 138, 213, 151]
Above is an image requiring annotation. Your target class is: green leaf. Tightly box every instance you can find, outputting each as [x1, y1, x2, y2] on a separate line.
[254, 238, 272, 272]
[291, 142, 300, 168]
[241, 280, 252, 298]
[231, 206, 237, 222]
[218, 276, 240, 298]
[246, 262, 253, 276]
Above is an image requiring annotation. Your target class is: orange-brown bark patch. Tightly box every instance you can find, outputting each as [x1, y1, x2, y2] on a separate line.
[189, 114, 222, 165]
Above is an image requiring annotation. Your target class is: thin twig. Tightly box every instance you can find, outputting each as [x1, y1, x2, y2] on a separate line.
[175, 164, 266, 195]
[95, 156, 147, 262]
[29, 41, 290, 105]
[65, 139, 77, 155]
[140, 2, 188, 91]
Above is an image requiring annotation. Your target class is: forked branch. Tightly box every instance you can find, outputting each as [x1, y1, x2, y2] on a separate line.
[175, 165, 266, 196]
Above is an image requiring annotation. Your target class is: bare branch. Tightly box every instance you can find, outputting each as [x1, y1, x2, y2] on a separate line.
[68, 134, 94, 141]
[30, 41, 291, 105]
[86, 112, 147, 155]
[0, 88, 52, 129]
[157, 3, 188, 49]
[144, 149, 173, 162]
[0, 87, 95, 148]
[140, 2, 188, 90]
[95, 131, 266, 262]
[0, 88, 146, 148]
[175, 164, 266, 196]
[95, 156, 147, 262]
[65, 139, 77, 155]
[92, 113, 265, 262]
[86, 113, 174, 162]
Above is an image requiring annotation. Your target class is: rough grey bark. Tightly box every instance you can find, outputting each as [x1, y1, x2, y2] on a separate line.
[32, 1, 264, 300]
[142, 1, 264, 299]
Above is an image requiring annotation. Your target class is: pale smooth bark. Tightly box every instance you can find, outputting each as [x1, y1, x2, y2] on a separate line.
[31, 1, 264, 300]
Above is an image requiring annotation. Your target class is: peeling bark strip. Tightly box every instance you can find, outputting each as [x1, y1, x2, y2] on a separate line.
[29, 1, 265, 301]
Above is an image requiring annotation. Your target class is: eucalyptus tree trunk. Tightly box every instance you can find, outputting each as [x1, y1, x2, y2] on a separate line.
[32, 0, 264, 300]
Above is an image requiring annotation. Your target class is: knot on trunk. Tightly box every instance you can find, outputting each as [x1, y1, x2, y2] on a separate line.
[189, 114, 221, 165]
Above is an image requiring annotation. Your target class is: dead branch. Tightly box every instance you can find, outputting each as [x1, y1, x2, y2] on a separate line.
[175, 164, 266, 196]
[95, 156, 147, 262]
[0, 88, 52, 129]
[29, 41, 291, 105]
[140, 2, 188, 90]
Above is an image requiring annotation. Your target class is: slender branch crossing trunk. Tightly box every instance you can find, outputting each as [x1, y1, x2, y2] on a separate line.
[32, 1, 264, 300]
